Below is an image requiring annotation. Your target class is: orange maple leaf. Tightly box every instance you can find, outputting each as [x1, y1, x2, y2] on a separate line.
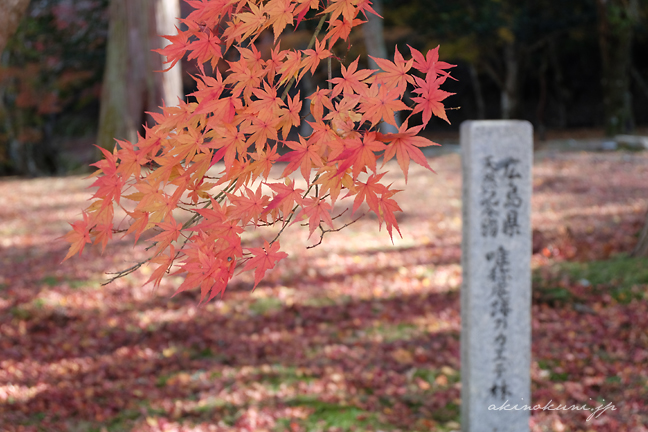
[307, 87, 335, 121]
[325, 17, 365, 48]
[234, 2, 269, 42]
[370, 46, 414, 93]
[154, 25, 190, 72]
[226, 185, 270, 226]
[328, 57, 375, 98]
[358, 82, 410, 127]
[277, 91, 302, 138]
[314, 165, 354, 204]
[266, 0, 295, 41]
[323, 0, 359, 23]
[61, 212, 93, 261]
[299, 38, 332, 81]
[278, 136, 323, 183]
[249, 144, 280, 180]
[277, 50, 302, 85]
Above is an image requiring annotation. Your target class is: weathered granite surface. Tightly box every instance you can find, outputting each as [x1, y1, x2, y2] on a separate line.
[461, 120, 533, 432]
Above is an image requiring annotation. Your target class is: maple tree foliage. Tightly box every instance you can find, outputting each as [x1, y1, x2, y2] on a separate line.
[62, 0, 455, 300]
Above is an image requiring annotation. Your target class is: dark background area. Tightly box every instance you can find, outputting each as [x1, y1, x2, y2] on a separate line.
[0, 0, 647, 176]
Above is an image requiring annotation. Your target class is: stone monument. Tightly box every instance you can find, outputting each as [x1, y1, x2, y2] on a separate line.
[460, 120, 533, 432]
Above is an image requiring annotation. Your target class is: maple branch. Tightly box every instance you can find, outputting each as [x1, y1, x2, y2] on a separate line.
[328, 57, 332, 91]
[63, 1, 458, 296]
[331, 208, 350, 220]
[281, 13, 329, 101]
[103, 261, 147, 285]
[268, 173, 322, 245]
[104, 180, 238, 284]
[181, 181, 238, 231]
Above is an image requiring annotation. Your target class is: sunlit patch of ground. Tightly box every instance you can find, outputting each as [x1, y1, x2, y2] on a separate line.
[0, 151, 647, 431]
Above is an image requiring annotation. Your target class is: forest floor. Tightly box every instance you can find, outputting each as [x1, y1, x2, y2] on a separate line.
[1, 144, 648, 432]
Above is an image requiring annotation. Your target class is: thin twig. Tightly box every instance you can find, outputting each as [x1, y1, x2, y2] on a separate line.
[306, 213, 365, 249]
[269, 174, 322, 244]
[104, 180, 238, 284]
[103, 262, 146, 285]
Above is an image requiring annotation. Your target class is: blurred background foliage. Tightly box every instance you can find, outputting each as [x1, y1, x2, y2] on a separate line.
[0, 0, 108, 176]
[0, 0, 647, 176]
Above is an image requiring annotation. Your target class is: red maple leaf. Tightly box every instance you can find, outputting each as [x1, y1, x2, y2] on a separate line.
[265, 179, 305, 215]
[381, 122, 440, 182]
[408, 44, 456, 80]
[376, 189, 403, 241]
[187, 31, 223, 69]
[332, 132, 386, 179]
[149, 217, 184, 255]
[346, 172, 388, 215]
[278, 136, 323, 183]
[226, 185, 270, 226]
[294, 197, 335, 238]
[146, 245, 176, 288]
[154, 26, 190, 72]
[242, 240, 288, 288]
[411, 74, 454, 126]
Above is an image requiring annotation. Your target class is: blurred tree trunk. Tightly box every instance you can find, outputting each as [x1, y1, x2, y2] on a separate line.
[536, 45, 549, 141]
[596, 0, 639, 136]
[363, 0, 398, 133]
[500, 42, 519, 120]
[97, 0, 182, 151]
[548, 38, 569, 129]
[363, 0, 387, 70]
[468, 63, 485, 120]
[0, 0, 31, 54]
[483, 42, 521, 120]
[0, 0, 33, 175]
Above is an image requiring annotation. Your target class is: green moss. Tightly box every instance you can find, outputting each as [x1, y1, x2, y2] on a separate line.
[249, 297, 283, 315]
[431, 401, 460, 423]
[10, 306, 31, 320]
[41, 275, 59, 287]
[550, 372, 570, 382]
[560, 255, 648, 289]
[284, 396, 394, 431]
[256, 365, 315, 391]
[367, 322, 419, 343]
[534, 255, 648, 304]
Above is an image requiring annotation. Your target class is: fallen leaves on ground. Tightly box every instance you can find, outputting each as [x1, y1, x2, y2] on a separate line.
[0, 151, 647, 431]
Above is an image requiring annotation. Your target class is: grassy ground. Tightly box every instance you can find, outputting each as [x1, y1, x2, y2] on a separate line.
[1, 150, 647, 431]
